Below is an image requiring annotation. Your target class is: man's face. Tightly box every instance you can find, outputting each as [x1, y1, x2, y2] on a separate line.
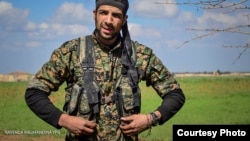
[94, 5, 126, 44]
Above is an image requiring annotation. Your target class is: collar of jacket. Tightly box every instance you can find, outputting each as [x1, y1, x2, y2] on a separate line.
[92, 30, 122, 53]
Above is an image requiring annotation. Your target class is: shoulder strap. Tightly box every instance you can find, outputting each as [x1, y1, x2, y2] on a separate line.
[80, 35, 100, 119]
[80, 35, 94, 69]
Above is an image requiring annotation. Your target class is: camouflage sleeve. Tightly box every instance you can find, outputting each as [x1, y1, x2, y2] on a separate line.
[135, 41, 181, 98]
[27, 39, 79, 93]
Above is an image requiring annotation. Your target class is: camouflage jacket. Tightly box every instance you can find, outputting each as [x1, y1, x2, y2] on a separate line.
[27, 32, 181, 141]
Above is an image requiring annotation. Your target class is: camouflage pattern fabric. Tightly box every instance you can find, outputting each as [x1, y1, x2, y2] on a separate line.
[27, 32, 181, 141]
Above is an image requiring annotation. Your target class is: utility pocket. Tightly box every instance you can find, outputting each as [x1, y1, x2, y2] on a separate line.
[78, 89, 91, 115]
[119, 76, 141, 114]
[64, 83, 82, 115]
[78, 80, 100, 120]
[64, 83, 91, 116]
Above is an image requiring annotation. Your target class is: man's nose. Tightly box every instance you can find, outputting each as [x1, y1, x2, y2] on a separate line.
[105, 14, 113, 24]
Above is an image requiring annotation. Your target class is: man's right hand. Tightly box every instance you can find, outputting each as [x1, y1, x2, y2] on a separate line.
[58, 114, 97, 136]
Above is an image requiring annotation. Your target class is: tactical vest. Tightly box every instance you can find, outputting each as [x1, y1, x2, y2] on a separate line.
[63, 35, 141, 123]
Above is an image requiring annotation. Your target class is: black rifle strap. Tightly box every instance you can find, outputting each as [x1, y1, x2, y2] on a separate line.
[81, 35, 99, 115]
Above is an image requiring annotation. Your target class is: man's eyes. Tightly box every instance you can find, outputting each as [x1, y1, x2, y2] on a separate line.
[98, 11, 122, 19]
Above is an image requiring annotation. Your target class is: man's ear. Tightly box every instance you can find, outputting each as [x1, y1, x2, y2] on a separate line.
[123, 15, 128, 26]
[93, 10, 96, 20]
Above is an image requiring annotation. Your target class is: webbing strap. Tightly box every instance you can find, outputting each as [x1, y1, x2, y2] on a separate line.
[81, 35, 94, 71]
[81, 35, 100, 116]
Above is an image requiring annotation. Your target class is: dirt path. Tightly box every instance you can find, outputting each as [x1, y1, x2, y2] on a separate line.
[0, 134, 64, 141]
[0, 134, 155, 141]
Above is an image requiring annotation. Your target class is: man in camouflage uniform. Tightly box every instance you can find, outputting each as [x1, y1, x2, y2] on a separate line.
[25, 0, 185, 141]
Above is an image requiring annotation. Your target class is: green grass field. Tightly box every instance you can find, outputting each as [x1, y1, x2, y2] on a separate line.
[0, 76, 250, 141]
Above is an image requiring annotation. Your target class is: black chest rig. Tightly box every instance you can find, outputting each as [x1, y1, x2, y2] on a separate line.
[63, 35, 141, 121]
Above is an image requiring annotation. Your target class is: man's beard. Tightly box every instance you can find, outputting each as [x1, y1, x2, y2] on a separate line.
[96, 21, 118, 42]
[96, 28, 116, 41]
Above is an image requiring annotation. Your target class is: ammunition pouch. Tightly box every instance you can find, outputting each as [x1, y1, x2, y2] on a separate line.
[113, 74, 141, 118]
[63, 82, 90, 118]
[63, 79, 101, 119]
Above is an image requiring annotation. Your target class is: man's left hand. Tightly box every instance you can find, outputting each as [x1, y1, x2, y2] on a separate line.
[119, 114, 150, 136]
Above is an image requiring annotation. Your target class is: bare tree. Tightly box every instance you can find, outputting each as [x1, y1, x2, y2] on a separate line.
[155, 0, 250, 64]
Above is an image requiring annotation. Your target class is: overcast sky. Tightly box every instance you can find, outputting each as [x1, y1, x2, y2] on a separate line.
[0, 0, 249, 74]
